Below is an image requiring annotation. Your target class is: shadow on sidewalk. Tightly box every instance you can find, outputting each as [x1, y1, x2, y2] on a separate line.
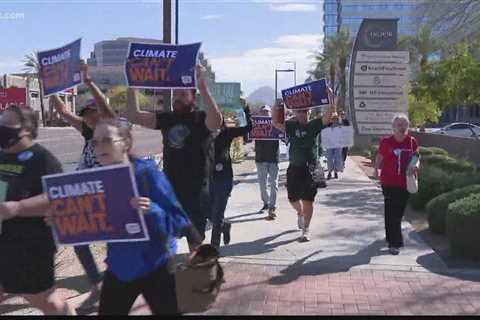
[0, 303, 31, 315]
[321, 187, 384, 216]
[417, 253, 480, 282]
[268, 239, 388, 285]
[220, 230, 298, 258]
[55, 275, 92, 296]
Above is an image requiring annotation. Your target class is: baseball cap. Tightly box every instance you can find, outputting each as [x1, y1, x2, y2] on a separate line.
[77, 99, 97, 116]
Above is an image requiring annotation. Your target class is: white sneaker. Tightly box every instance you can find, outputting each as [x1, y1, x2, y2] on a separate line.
[299, 228, 310, 242]
[297, 215, 305, 230]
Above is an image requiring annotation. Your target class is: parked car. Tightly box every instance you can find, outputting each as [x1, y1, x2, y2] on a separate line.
[431, 123, 480, 138]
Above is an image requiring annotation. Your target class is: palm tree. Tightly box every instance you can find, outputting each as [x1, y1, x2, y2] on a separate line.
[309, 28, 352, 110]
[23, 53, 46, 126]
[399, 25, 445, 73]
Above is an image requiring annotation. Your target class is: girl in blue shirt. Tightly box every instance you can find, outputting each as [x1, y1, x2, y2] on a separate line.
[92, 118, 194, 315]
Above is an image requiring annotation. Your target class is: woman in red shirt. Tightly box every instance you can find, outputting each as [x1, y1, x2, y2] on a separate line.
[374, 115, 420, 255]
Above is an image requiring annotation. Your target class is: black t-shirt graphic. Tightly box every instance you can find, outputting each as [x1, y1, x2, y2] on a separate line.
[0, 144, 63, 242]
[156, 110, 213, 202]
[78, 122, 99, 170]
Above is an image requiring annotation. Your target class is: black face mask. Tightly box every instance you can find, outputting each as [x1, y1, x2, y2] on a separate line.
[0, 126, 22, 149]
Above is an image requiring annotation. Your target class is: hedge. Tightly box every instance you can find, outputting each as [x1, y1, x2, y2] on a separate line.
[426, 185, 480, 234]
[418, 146, 449, 157]
[409, 165, 454, 210]
[421, 154, 475, 174]
[446, 193, 480, 260]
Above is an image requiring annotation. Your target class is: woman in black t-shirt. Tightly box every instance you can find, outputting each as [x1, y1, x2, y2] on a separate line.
[0, 106, 75, 314]
[49, 60, 116, 311]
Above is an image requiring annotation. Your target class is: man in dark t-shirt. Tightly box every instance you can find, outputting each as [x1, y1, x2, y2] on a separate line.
[126, 65, 223, 251]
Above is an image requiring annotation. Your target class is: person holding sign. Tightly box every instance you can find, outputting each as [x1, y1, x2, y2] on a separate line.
[210, 109, 252, 248]
[254, 105, 281, 220]
[89, 118, 194, 315]
[272, 91, 334, 242]
[126, 64, 222, 252]
[0, 106, 75, 315]
[374, 115, 420, 256]
[49, 60, 116, 311]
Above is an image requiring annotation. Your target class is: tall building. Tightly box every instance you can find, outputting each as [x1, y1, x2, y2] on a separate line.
[323, 0, 420, 44]
[87, 37, 164, 89]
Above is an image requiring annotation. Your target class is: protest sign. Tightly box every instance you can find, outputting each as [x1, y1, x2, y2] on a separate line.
[248, 116, 285, 140]
[125, 42, 201, 89]
[281, 79, 330, 110]
[42, 164, 149, 246]
[321, 126, 355, 149]
[37, 38, 82, 97]
[0, 88, 27, 111]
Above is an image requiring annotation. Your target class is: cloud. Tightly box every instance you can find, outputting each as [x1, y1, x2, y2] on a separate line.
[270, 3, 318, 12]
[209, 34, 323, 96]
[200, 14, 223, 20]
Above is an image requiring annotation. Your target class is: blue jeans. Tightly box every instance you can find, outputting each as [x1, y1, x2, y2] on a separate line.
[256, 162, 279, 209]
[74, 245, 103, 285]
[209, 170, 233, 246]
[326, 148, 344, 172]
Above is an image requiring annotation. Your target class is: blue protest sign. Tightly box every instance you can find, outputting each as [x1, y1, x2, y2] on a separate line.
[37, 38, 82, 97]
[42, 164, 150, 246]
[125, 42, 201, 89]
[281, 79, 330, 110]
[249, 116, 285, 140]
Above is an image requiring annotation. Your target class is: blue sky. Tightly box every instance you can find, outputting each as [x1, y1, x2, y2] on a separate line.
[0, 0, 324, 95]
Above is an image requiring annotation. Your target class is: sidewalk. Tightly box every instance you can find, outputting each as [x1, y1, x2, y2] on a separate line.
[2, 152, 480, 315]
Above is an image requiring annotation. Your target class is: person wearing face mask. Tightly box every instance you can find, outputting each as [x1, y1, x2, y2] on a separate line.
[209, 109, 252, 248]
[0, 106, 75, 315]
[126, 65, 223, 252]
[374, 115, 420, 255]
[87, 118, 195, 315]
[272, 90, 334, 242]
[49, 60, 116, 312]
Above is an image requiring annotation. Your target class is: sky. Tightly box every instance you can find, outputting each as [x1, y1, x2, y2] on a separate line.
[0, 0, 324, 96]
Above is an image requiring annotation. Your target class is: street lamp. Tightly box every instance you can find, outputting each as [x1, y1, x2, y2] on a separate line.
[285, 61, 297, 85]
[275, 68, 295, 101]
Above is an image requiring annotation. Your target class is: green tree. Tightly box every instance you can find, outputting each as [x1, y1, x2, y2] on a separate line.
[309, 28, 352, 110]
[23, 53, 46, 126]
[107, 86, 150, 112]
[399, 25, 445, 73]
[408, 94, 441, 127]
[412, 43, 480, 120]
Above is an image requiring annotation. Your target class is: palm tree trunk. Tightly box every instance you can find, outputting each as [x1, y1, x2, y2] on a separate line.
[38, 80, 46, 127]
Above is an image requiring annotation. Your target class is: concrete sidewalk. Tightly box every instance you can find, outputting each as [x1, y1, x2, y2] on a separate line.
[2, 154, 480, 315]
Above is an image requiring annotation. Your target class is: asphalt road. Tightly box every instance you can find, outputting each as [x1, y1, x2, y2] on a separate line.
[37, 126, 163, 172]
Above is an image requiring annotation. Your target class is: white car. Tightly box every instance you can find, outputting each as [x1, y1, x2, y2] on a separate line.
[431, 123, 480, 138]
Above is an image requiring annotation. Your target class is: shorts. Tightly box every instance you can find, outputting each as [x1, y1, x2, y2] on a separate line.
[287, 164, 318, 202]
[178, 190, 210, 244]
[0, 238, 56, 294]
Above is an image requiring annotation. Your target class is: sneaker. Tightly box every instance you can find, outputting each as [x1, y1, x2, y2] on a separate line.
[268, 207, 277, 217]
[327, 172, 332, 180]
[334, 172, 338, 179]
[259, 204, 269, 213]
[222, 222, 231, 245]
[299, 229, 310, 242]
[297, 215, 305, 230]
[265, 213, 276, 221]
[389, 247, 400, 255]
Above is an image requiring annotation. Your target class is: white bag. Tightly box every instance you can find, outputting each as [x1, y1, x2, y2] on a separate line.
[406, 173, 418, 194]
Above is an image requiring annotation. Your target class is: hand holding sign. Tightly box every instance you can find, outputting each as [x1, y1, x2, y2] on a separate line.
[130, 197, 151, 212]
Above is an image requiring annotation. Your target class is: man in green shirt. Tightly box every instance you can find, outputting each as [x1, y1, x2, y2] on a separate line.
[272, 98, 333, 242]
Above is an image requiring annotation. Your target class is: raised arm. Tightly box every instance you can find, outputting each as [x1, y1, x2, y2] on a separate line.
[197, 65, 222, 131]
[126, 88, 157, 129]
[322, 87, 335, 126]
[272, 103, 286, 132]
[80, 60, 115, 119]
[50, 95, 83, 131]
